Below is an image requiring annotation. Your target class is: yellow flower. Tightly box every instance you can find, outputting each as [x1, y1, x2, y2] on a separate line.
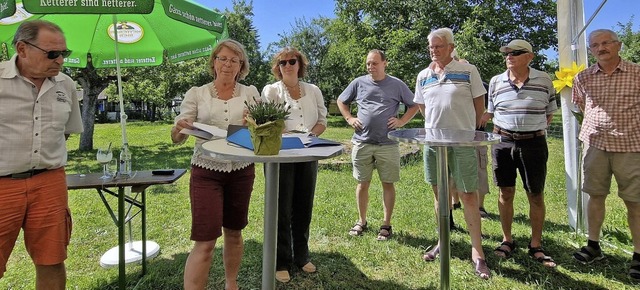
[553, 62, 585, 92]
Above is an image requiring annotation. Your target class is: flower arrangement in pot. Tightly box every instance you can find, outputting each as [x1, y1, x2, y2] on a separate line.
[244, 99, 291, 155]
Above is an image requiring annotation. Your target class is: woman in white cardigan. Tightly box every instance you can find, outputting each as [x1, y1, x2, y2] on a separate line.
[261, 47, 327, 283]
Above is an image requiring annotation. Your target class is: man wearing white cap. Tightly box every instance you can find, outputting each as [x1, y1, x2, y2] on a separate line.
[480, 39, 557, 267]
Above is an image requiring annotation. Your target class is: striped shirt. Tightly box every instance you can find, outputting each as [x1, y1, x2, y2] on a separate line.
[487, 68, 557, 132]
[573, 59, 640, 152]
[414, 60, 486, 130]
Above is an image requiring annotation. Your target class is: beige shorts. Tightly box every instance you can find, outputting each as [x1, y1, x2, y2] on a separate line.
[582, 145, 640, 202]
[351, 141, 400, 183]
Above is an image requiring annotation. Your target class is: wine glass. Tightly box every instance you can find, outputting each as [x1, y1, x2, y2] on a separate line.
[96, 148, 113, 179]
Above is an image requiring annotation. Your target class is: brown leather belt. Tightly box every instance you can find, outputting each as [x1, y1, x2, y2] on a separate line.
[493, 127, 545, 140]
[1, 169, 49, 179]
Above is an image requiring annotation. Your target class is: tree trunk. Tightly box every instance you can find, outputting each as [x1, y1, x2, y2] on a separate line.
[75, 64, 113, 152]
[151, 103, 157, 122]
[79, 86, 97, 151]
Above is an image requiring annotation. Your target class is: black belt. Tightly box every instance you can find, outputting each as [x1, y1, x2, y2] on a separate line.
[1, 169, 49, 179]
[493, 127, 545, 140]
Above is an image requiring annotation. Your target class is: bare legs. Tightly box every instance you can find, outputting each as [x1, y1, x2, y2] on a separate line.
[625, 200, 640, 254]
[381, 182, 396, 226]
[497, 186, 516, 245]
[355, 181, 370, 225]
[35, 263, 66, 290]
[184, 228, 243, 290]
[586, 195, 607, 243]
[355, 181, 396, 227]
[431, 185, 485, 262]
[497, 186, 547, 245]
[527, 192, 546, 249]
[223, 229, 243, 290]
[496, 186, 555, 266]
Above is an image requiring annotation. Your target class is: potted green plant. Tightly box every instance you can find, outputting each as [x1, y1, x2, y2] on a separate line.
[244, 99, 291, 155]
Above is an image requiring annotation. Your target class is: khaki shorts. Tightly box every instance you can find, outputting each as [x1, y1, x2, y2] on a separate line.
[351, 141, 400, 183]
[582, 145, 640, 202]
[0, 168, 71, 277]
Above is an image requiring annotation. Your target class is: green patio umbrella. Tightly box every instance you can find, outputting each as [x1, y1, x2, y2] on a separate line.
[1, 2, 227, 286]
[1, 0, 227, 68]
[0, 0, 227, 145]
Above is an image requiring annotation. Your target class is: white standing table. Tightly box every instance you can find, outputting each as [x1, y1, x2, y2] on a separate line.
[201, 139, 343, 290]
[388, 128, 500, 290]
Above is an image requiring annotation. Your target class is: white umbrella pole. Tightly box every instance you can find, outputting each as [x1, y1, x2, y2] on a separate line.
[112, 14, 128, 146]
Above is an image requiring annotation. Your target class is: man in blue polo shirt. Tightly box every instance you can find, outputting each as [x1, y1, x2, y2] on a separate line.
[481, 39, 557, 267]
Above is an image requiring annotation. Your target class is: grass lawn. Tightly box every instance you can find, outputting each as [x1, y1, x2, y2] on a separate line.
[1, 117, 637, 289]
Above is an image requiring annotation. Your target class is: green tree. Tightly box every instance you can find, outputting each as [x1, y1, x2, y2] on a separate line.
[103, 58, 210, 122]
[616, 18, 640, 63]
[223, 0, 269, 91]
[326, 0, 557, 85]
[267, 17, 332, 98]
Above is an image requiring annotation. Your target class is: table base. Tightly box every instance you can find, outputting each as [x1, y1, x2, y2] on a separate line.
[99, 241, 160, 268]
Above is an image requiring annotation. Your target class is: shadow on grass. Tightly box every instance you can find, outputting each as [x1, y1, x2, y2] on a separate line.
[241, 240, 431, 290]
[89, 239, 431, 290]
[393, 228, 639, 289]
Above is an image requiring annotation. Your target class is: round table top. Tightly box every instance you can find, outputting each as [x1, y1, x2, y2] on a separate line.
[388, 128, 501, 147]
[200, 139, 344, 163]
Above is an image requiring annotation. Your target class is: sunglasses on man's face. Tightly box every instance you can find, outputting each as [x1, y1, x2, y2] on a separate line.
[24, 41, 72, 59]
[502, 50, 528, 57]
[278, 59, 297, 66]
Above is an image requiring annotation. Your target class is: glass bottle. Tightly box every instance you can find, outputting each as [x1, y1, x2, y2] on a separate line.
[119, 143, 132, 177]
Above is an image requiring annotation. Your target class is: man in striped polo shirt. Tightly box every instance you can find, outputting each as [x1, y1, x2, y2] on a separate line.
[572, 29, 640, 280]
[481, 39, 557, 267]
[414, 27, 490, 279]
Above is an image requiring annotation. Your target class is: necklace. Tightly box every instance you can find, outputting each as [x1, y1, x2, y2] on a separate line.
[283, 80, 299, 88]
[282, 81, 304, 100]
[209, 82, 237, 100]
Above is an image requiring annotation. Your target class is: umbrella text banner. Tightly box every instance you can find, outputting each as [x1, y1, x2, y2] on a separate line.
[0, 0, 16, 19]
[22, 0, 153, 14]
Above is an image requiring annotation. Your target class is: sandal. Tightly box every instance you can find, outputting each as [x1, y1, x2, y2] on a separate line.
[494, 240, 517, 259]
[528, 244, 556, 268]
[479, 207, 489, 219]
[474, 258, 491, 279]
[573, 245, 604, 265]
[422, 245, 440, 262]
[348, 221, 368, 236]
[630, 259, 640, 280]
[377, 225, 392, 241]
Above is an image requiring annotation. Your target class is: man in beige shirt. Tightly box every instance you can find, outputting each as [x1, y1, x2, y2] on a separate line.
[0, 20, 83, 289]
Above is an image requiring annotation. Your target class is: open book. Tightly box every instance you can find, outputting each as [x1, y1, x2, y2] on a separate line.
[180, 122, 227, 140]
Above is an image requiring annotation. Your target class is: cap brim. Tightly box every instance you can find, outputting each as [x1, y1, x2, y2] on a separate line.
[499, 45, 531, 53]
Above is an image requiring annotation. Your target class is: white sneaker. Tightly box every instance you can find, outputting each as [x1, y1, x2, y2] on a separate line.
[275, 270, 290, 283]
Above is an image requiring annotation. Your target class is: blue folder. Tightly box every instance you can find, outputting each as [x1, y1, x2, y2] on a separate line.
[226, 127, 305, 150]
[226, 125, 341, 150]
